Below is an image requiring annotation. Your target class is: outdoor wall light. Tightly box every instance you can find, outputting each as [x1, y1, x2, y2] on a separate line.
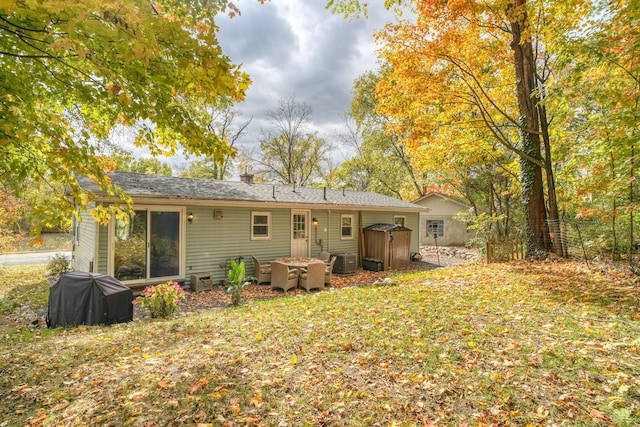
[187, 213, 194, 223]
[312, 217, 318, 226]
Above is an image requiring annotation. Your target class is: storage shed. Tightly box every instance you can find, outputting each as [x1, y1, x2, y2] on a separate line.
[363, 224, 412, 270]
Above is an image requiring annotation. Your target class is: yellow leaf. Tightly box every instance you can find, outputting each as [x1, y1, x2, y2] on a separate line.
[290, 355, 298, 365]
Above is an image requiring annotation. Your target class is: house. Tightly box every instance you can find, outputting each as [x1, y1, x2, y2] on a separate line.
[412, 192, 474, 246]
[72, 172, 425, 289]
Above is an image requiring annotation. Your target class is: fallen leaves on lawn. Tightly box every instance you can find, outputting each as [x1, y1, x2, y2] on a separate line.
[1, 260, 639, 426]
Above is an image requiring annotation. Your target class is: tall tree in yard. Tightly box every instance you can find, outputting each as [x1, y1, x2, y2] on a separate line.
[180, 100, 252, 180]
[0, 1, 251, 230]
[552, 0, 640, 260]
[259, 97, 330, 187]
[328, 0, 592, 257]
[330, 71, 426, 199]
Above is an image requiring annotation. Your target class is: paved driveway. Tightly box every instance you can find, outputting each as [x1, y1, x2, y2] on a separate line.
[0, 251, 72, 266]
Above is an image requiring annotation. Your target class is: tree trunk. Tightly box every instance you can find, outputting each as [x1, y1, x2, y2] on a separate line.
[630, 143, 635, 265]
[509, 0, 551, 257]
[538, 102, 565, 256]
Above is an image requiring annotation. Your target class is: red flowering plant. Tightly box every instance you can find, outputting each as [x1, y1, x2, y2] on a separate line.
[134, 280, 188, 318]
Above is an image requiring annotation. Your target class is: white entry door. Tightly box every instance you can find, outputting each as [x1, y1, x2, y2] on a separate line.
[291, 210, 310, 257]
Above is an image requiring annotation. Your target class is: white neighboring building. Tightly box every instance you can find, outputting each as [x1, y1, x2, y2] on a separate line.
[412, 192, 474, 247]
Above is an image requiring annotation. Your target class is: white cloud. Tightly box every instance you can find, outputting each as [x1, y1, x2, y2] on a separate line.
[213, 1, 398, 165]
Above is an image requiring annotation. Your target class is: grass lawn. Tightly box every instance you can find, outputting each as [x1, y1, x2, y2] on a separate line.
[1, 261, 639, 426]
[1, 233, 72, 254]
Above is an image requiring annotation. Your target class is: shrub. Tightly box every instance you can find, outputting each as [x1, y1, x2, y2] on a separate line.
[134, 281, 187, 318]
[225, 260, 254, 306]
[47, 253, 72, 279]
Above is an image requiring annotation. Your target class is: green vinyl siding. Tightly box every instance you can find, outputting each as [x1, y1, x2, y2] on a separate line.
[326, 211, 360, 263]
[79, 201, 421, 284]
[73, 210, 97, 272]
[405, 213, 420, 253]
[362, 211, 420, 254]
[184, 206, 293, 282]
[97, 224, 109, 274]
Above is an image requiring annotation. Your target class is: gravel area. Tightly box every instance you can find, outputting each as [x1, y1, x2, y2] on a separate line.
[418, 246, 481, 267]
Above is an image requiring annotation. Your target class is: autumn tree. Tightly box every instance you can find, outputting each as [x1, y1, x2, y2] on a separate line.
[550, 0, 640, 260]
[115, 155, 173, 176]
[258, 97, 331, 187]
[328, 0, 594, 257]
[332, 71, 426, 200]
[0, 187, 26, 248]
[0, 1, 251, 231]
[180, 101, 251, 180]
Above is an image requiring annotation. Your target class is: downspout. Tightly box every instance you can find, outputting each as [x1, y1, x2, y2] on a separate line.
[327, 210, 331, 253]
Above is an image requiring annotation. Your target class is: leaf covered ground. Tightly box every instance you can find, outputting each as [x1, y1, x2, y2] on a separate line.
[1, 261, 639, 426]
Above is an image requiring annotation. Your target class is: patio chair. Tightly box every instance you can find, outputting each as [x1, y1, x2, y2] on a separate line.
[298, 261, 326, 292]
[324, 256, 337, 287]
[252, 256, 271, 284]
[317, 251, 331, 262]
[270, 261, 299, 293]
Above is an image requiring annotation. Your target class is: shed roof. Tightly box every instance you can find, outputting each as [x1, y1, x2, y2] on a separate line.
[79, 172, 425, 211]
[363, 223, 413, 232]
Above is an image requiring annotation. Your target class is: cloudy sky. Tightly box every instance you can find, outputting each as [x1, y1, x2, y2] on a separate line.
[211, 1, 399, 168]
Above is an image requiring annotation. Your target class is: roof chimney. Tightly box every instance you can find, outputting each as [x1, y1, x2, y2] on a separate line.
[240, 172, 254, 184]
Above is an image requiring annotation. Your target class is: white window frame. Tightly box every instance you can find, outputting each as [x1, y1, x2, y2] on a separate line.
[394, 215, 406, 227]
[340, 214, 354, 240]
[427, 219, 444, 238]
[251, 211, 272, 240]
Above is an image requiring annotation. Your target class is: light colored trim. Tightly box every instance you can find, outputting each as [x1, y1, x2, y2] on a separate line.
[413, 192, 469, 210]
[90, 196, 425, 212]
[92, 220, 99, 273]
[251, 211, 272, 240]
[108, 205, 186, 284]
[340, 214, 354, 240]
[394, 215, 406, 227]
[107, 215, 114, 277]
[291, 209, 311, 257]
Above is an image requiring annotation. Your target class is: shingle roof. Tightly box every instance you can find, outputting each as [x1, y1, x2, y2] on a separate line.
[79, 172, 424, 211]
[412, 191, 470, 209]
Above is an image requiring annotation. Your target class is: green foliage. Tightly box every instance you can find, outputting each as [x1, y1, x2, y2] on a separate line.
[225, 260, 254, 306]
[114, 154, 173, 176]
[0, 1, 251, 231]
[179, 100, 251, 181]
[454, 211, 504, 249]
[330, 71, 423, 200]
[46, 254, 72, 279]
[259, 97, 331, 186]
[134, 281, 187, 319]
[114, 236, 146, 275]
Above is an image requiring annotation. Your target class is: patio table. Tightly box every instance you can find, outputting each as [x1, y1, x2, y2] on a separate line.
[275, 257, 322, 269]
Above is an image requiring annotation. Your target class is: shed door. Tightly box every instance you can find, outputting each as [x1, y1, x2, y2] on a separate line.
[291, 210, 310, 258]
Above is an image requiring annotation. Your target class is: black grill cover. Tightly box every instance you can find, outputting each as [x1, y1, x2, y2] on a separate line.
[47, 272, 133, 328]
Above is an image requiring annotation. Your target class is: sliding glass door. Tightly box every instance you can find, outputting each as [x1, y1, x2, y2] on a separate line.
[113, 207, 183, 283]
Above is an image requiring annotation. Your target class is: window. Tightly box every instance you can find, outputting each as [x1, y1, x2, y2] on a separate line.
[394, 216, 406, 227]
[251, 212, 271, 240]
[340, 214, 354, 239]
[427, 220, 444, 237]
